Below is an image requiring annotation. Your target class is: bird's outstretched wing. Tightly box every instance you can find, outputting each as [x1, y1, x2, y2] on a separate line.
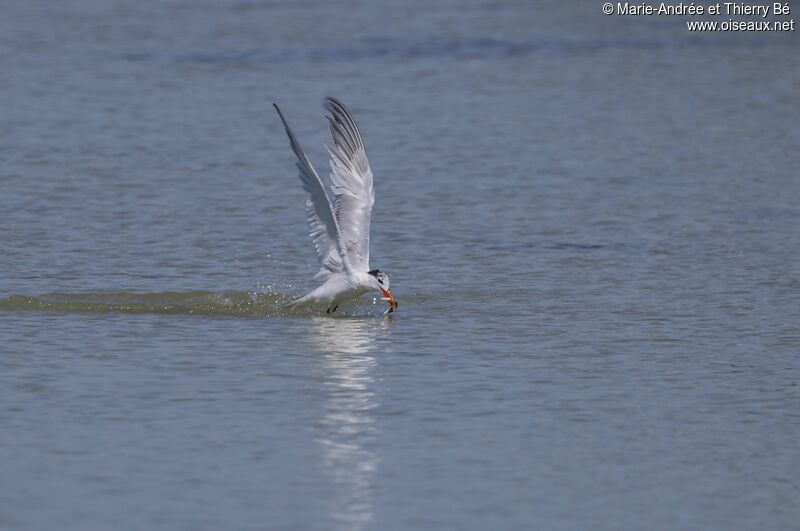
[273, 103, 350, 277]
[323, 97, 375, 272]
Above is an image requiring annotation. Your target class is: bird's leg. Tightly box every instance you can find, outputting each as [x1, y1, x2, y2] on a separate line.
[333, 305, 338, 313]
[326, 307, 331, 314]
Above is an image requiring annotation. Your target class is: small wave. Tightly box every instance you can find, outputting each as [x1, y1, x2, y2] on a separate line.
[0, 291, 387, 318]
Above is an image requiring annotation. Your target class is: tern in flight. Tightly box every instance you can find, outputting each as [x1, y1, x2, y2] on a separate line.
[273, 97, 398, 314]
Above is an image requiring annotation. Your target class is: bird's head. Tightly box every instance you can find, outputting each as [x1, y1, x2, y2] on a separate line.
[368, 269, 397, 312]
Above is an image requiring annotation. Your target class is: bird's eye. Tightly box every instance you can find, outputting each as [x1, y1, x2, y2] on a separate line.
[378, 278, 383, 284]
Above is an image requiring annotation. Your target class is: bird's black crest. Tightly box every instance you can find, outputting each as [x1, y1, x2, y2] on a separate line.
[368, 269, 380, 277]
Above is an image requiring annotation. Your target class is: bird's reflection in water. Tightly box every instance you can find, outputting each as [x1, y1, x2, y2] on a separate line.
[310, 317, 393, 531]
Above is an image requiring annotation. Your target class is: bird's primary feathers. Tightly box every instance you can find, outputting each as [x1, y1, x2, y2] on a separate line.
[272, 97, 397, 314]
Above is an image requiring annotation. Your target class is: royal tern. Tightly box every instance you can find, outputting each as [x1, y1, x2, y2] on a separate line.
[273, 97, 398, 315]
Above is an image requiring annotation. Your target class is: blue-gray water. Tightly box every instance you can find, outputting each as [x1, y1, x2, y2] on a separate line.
[2, 1, 799, 529]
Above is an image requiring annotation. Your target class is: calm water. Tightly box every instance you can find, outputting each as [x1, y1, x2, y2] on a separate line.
[2, 1, 799, 529]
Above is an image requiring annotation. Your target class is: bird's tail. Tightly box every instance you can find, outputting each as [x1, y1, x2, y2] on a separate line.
[278, 291, 315, 312]
[278, 297, 302, 310]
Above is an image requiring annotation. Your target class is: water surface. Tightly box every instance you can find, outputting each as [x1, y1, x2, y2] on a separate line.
[2, 1, 799, 530]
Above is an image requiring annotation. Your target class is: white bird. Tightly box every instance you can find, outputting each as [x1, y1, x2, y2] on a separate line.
[273, 97, 398, 314]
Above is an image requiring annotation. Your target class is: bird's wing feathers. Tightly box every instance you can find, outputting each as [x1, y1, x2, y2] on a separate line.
[273, 103, 350, 276]
[323, 97, 375, 272]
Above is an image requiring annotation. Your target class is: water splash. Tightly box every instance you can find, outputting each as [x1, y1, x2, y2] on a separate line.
[0, 291, 385, 318]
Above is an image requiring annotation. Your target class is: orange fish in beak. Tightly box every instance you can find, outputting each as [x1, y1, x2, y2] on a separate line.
[381, 287, 398, 313]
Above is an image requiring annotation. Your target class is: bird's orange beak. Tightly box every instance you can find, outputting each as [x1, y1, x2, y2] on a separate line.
[380, 287, 398, 312]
